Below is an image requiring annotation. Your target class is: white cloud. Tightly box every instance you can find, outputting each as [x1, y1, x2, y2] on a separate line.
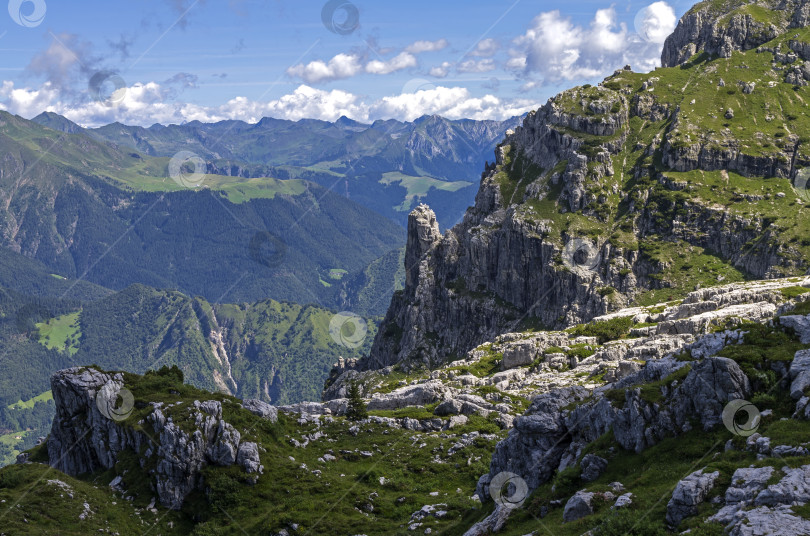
[370, 86, 533, 122]
[0, 81, 532, 126]
[469, 38, 499, 57]
[287, 50, 418, 82]
[457, 59, 496, 73]
[635, 2, 677, 44]
[0, 81, 62, 118]
[285, 53, 363, 84]
[365, 52, 418, 75]
[405, 39, 449, 54]
[428, 61, 452, 78]
[510, 3, 675, 83]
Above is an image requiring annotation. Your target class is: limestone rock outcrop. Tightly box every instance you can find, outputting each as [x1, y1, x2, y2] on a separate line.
[476, 356, 750, 501]
[47, 367, 265, 510]
[662, 0, 810, 68]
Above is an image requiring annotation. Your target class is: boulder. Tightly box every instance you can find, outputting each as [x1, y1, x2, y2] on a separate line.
[366, 381, 447, 411]
[563, 490, 594, 522]
[434, 399, 464, 416]
[790, 349, 810, 400]
[236, 442, 263, 474]
[501, 341, 537, 369]
[666, 469, 720, 526]
[779, 314, 810, 344]
[241, 399, 278, 423]
[446, 415, 468, 430]
[612, 493, 633, 509]
[580, 454, 608, 482]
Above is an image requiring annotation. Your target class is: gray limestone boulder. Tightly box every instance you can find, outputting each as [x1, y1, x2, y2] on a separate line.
[563, 490, 594, 522]
[366, 381, 447, 411]
[790, 349, 810, 400]
[666, 469, 720, 526]
[241, 399, 279, 422]
[779, 314, 810, 344]
[236, 442, 263, 474]
[501, 341, 537, 369]
[580, 454, 608, 483]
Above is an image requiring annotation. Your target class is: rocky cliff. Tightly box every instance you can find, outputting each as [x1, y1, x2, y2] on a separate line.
[662, 0, 810, 68]
[47, 367, 270, 510]
[352, 0, 810, 374]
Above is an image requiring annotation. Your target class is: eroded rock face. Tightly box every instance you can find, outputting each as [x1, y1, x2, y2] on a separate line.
[354, 64, 800, 375]
[362, 95, 636, 370]
[47, 367, 264, 510]
[661, 0, 809, 68]
[477, 356, 750, 501]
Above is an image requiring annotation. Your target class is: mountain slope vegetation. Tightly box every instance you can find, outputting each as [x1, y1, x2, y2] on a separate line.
[33, 112, 521, 228]
[0, 110, 404, 311]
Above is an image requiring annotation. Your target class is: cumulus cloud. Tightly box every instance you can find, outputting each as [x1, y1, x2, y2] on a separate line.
[0, 81, 532, 126]
[287, 39, 449, 84]
[371, 86, 533, 122]
[286, 53, 363, 83]
[510, 2, 676, 83]
[469, 38, 499, 57]
[429, 61, 452, 78]
[457, 59, 496, 73]
[405, 39, 449, 54]
[365, 52, 418, 75]
[635, 1, 677, 44]
[287, 50, 419, 82]
[0, 81, 62, 118]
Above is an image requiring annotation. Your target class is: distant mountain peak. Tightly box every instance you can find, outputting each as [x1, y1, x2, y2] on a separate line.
[30, 112, 84, 134]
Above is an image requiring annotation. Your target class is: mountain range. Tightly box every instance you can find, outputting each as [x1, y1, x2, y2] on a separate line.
[32, 111, 522, 229]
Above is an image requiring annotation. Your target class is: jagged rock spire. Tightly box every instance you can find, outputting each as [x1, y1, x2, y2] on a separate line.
[405, 204, 441, 288]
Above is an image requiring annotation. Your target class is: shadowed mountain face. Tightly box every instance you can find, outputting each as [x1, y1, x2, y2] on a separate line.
[33, 112, 523, 229]
[0, 111, 404, 312]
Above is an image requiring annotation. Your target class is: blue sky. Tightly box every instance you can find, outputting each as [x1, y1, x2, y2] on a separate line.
[0, 0, 697, 126]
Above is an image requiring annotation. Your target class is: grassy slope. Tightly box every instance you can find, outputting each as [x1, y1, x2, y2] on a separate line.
[380, 171, 473, 212]
[7, 391, 53, 410]
[18, 284, 375, 405]
[3, 110, 314, 205]
[36, 312, 80, 355]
